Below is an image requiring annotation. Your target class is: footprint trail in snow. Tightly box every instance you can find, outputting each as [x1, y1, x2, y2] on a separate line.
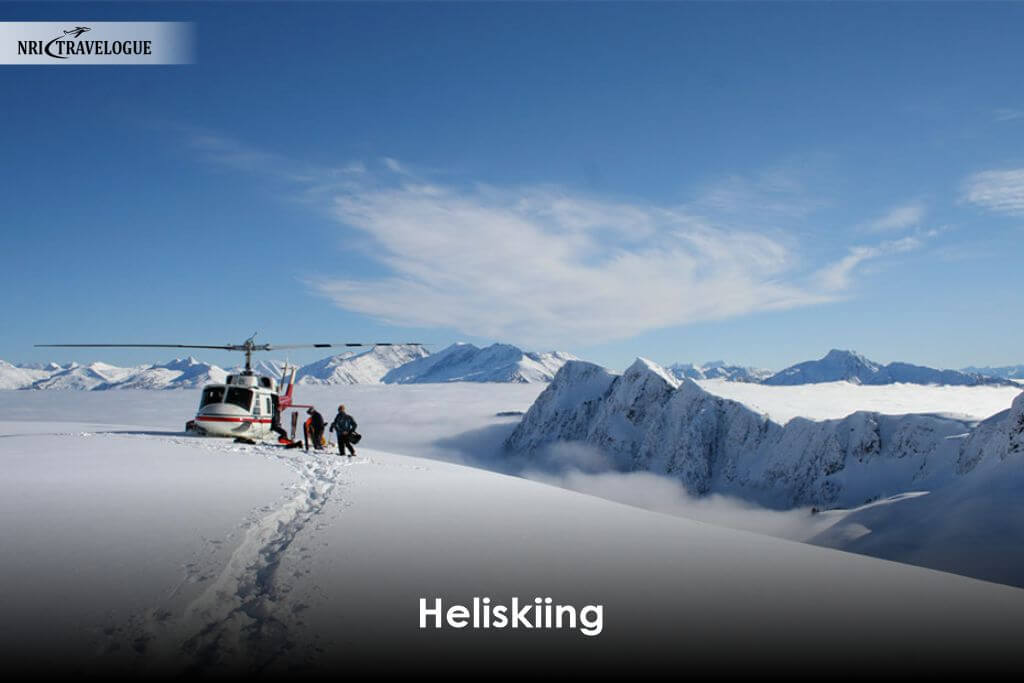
[105, 436, 370, 675]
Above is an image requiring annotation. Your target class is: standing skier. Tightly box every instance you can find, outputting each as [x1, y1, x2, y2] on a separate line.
[270, 394, 289, 443]
[330, 404, 358, 458]
[305, 406, 325, 451]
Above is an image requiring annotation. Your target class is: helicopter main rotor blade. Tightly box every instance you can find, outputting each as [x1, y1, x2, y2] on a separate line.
[36, 343, 427, 351]
[35, 344, 236, 350]
[267, 343, 425, 350]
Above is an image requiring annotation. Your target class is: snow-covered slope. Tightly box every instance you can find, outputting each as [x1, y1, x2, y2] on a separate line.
[667, 361, 772, 383]
[382, 343, 576, 384]
[3, 409, 1024, 675]
[506, 358, 1023, 509]
[766, 349, 1010, 386]
[810, 393, 1024, 585]
[298, 344, 428, 385]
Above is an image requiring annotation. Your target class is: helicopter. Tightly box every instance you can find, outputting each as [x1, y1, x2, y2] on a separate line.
[36, 336, 424, 442]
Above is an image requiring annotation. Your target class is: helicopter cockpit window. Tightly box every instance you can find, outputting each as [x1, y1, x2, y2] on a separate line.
[200, 387, 225, 406]
[225, 387, 254, 410]
[259, 377, 272, 388]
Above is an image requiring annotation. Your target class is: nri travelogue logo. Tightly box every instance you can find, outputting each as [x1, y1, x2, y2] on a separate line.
[18, 25, 154, 59]
[0, 22, 193, 65]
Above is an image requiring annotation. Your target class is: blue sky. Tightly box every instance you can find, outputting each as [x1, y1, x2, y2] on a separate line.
[2, 1, 1023, 372]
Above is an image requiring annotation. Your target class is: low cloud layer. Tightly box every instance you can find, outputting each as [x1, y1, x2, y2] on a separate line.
[527, 468, 843, 541]
[518, 442, 837, 541]
[429, 434, 839, 542]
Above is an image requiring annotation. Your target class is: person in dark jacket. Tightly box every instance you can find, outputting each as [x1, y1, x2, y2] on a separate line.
[270, 394, 289, 442]
[330, 404, 358, 458]
[305, 407, 325, 451]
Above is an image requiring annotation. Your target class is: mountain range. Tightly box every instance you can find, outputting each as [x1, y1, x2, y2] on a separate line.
[961, 364, 1024, 380]
[0, 343, 575, 390]
[764, 349, 1013, 387]
[381, 343, 577, 384]
[505, 357, 1024, 509]
[666, 361, 773, 383]
[297, 345, 430, 385]
[2, 345, 1020, 390]
[504, 356, 1024, 585]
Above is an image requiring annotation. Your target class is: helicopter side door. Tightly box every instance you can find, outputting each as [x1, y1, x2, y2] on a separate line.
[251, 390, 266, 436]
[251, 391, 277, 438]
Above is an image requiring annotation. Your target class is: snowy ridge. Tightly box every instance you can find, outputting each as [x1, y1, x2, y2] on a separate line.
[243, 359, 288, 379]
[6, 347, 1019, 389]
[809, 393, 1024, 586]
[381, 343, 577, 384]
[0, 357, 228, 391]
[98, 357, 228, 390]
[956, 392, 1024, 473]
[1, 343, 573, 389]
[667, 361, 772, 383]
[962, 364, 1024, 380]
[506, 358, 1024, 508]
[765, 349, 1013, 386]
[297, 344, 429, 385]
[0, 360, 50, 390]
[31, 361, 146, 390]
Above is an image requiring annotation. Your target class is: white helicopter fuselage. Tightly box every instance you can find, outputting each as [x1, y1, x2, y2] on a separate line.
[189, 372, 286, 439]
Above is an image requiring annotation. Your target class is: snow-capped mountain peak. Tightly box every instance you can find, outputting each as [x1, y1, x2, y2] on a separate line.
[382, 343, 576, 384]
[29, 360, 143, 390]
[626, 357, 681, 389]
[0, 360, 52, 390]
[298, 345, 428, 385]
[764, 349, 1012, 387]
[823, 348, 879, 370]
[767, 348, 881, 385]
[95, 357, 227, 390]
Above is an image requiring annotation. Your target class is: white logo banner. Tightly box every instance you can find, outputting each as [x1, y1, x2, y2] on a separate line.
[0, 22, 193, 65]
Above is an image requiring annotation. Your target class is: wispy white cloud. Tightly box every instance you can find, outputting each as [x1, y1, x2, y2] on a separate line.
[860, 201, 926, 233]
[815, 237, 923, 292]
[311, 178, 839, 347]
[186, 131, 366, 187]
[303, 160, 929, 347]
[692, 168, 827, 221]
[382, 157, 410, 175]
[181, 131, 934, 346]
[962, 169, 1024, 216]
[993, 108, 1024, 122]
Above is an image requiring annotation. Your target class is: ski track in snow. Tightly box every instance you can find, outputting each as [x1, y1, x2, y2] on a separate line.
[91, 432, 383, 675]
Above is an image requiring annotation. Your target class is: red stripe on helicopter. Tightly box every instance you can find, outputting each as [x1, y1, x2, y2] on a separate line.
[196, 416, 273, 423]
